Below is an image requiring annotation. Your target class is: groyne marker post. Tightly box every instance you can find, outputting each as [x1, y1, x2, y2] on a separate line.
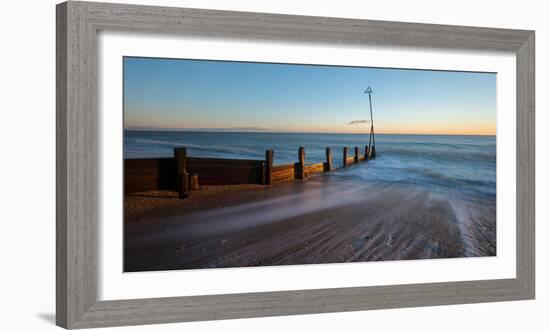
[343, 147, 348, 168]
[174, 147, 189, 199]
[265, 149, 274, 185]
[365, 86, 376, 158]
[325, 147, 333, 172]
[297, 146, 306, 180]
[365, 145, 369, 160]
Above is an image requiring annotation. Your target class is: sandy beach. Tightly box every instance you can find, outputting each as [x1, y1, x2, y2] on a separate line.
[124, 173, 496, 272]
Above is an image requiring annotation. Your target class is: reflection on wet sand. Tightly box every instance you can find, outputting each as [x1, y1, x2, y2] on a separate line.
[124, 173, 495, 272]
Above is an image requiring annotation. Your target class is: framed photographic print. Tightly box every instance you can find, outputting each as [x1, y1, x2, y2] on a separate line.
[56, 1, 535, 328]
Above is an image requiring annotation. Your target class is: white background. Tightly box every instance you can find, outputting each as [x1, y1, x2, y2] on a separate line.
[99, 33, 517, 300]
[0, 0, 548, 329]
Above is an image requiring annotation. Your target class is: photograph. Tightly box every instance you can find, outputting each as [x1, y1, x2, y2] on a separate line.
[123, 56, 497, 272]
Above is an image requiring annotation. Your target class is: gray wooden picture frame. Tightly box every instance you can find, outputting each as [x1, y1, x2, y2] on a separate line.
[56, 1, 535, 328]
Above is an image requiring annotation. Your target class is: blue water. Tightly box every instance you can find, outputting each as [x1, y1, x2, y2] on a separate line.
[124, 130, 496, 199]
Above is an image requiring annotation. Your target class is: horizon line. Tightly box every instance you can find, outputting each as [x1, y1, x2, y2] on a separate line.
[124, 127, 496, 137]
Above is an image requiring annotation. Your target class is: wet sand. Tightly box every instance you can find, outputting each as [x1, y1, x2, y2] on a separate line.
[124, 173, 496, 272]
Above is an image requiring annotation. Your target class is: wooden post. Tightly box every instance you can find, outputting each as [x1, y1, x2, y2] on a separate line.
[297, 146, 306, 180]
[325, 147, 333, 172]
[343, 147, 348, 168]
[371, 145, 376, 158]
[188, 173, 200, 191]
[265, 149, 273, 185]
[365, 145, 369, 160]
[354, 147, 359, 163]
[174, 147, 189, 199]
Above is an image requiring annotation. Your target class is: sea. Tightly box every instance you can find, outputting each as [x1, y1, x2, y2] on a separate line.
[124, 130, 496, 200]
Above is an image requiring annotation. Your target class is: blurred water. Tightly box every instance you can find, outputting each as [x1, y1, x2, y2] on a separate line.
[124, 130, 496, 199]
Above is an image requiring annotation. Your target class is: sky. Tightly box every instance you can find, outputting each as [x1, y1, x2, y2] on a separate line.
[123, 57, 496, 135]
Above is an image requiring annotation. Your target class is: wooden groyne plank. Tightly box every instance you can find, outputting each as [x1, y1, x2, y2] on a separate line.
[187, 157, 263, 185]
[125, 144, 375, 193]
[270, 163, 295, 184]
[304, 162, 325, 176]
[272, 163, 295, 171]
[124, 158, 177, 193]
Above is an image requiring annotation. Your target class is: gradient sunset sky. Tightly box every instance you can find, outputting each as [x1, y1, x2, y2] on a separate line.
[123, 57, 496, 136]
